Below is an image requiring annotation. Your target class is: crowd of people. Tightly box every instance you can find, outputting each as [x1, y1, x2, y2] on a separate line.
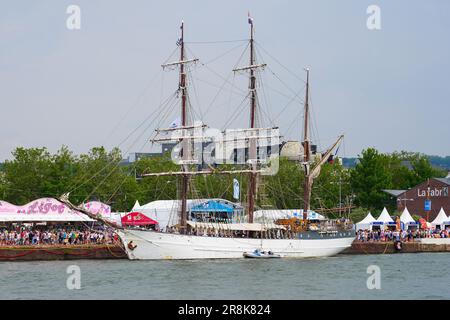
[356, 228, 450, 242]
[0, 224, 120, 246]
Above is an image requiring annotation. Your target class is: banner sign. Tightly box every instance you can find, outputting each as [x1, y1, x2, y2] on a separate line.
[233, 179, 240, 200]
[0, 198, 94, 222]
[424, 200, 431, 211]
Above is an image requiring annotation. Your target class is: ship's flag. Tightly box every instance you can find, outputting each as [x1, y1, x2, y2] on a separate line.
[169, 118, 181, 129]
[248, 12, 253, 25]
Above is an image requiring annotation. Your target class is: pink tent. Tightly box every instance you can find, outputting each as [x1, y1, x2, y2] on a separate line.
[0, 198, 94, 222]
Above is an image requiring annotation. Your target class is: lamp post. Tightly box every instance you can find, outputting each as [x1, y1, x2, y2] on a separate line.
[397, 197, 414, 213]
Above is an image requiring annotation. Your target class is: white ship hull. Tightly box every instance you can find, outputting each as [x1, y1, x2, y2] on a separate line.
[118, 229, 355, 260]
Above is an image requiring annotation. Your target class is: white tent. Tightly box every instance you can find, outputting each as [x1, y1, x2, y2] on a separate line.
[374, 207, 394, 224]
[254, 209, 326, 222]
[431, 207, 448, 227]
[400, 207, 416, 224]
[132, 200, 141, 211]
[355, 212, 376, 231]
[134, 199, 243, 231]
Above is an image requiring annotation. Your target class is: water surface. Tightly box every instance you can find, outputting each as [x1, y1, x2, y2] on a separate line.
[0, 253, 448, 299]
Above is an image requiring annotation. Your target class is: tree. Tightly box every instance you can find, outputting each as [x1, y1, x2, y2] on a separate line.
[312, 161, 351, 215]
[350, 148, 392, 210]
[264, 157, 303, 209]
[2, 147, 53, 204]
[70, 147, 139, 211]
[386, 152, 416, 189]
[411, 155, 446, 184]
[134, 155, 178, 204]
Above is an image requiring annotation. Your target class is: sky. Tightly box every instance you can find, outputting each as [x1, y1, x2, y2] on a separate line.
[1, 0, 449, 161]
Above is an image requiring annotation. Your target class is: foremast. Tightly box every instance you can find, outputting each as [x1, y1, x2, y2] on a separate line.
[160, 21, 198, 233]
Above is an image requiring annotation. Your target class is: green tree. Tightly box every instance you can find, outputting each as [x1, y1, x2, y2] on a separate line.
[134, 155, 178, 204]
[70, 147, 139, 211]
[312, 161, 351, 215]
[350, 148, 392, 210]
[386, 152, 416, 189]
[411, 155, 446, 184]
[2, 147, 53, 204]
[264, 157, 303, 209]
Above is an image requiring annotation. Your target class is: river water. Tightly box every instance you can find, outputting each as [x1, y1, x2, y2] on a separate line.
[0, 253, 449, 299]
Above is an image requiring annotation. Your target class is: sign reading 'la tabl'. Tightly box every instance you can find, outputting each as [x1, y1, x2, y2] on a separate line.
[417, 187, 449, 198]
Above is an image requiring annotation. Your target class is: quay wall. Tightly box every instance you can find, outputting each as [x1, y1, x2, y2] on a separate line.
[0, 244, 127, 261]
[343, 241, 450, 255]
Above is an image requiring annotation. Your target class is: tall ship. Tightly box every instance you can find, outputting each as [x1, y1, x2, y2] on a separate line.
[62, 16, 355, 260]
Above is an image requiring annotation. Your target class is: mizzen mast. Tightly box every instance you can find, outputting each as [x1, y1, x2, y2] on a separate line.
[302, 68, 312, 219]
[301, 69, 344, 220]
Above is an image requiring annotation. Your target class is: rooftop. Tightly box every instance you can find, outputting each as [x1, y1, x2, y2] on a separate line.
[383, 189, 406, 197]
[435, 177, 450, 186]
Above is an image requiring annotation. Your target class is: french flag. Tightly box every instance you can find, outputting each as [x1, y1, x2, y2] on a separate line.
[248, 12, 253, 25]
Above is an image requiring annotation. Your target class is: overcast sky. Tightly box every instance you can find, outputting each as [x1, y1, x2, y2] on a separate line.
[1, 0, 449, 161]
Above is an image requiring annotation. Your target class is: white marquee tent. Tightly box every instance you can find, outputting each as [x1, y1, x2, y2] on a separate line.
[373, 207, 395, 225]
[400, 207, 416, 224]
[133, 199, 244, 231]
[355, 212, 376, 231]
[431, 207, 448, 228]
[254, 209, 326, 223]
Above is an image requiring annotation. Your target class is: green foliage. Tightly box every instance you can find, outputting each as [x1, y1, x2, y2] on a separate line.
[348, 207, 369, 224]
[67, 147, 138, 211]
[134, 155, 178, 202]
[350, 148, 446, 213]
[192, 164, 238, 202]
[312, 161, 351, 211]
[264, 157, 303, 209]
[2, 147, 53, 204]
[350, 148, 392, 210]
[0, 145, 447, 214]
[1, 146, 139, 211]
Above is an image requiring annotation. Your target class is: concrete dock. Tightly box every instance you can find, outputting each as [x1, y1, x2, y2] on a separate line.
[0, 244, 127, 261]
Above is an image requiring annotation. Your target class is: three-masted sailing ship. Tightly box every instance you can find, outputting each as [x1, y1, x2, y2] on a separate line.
[110, 16, 355, 260]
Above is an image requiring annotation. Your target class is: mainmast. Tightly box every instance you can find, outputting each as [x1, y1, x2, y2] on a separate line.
[231, 13, 266, 223]
[179, 21, 189, 232]
[247, 14, 257, 223]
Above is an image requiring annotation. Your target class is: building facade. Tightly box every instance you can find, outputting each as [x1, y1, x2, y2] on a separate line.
[385, 178, 450, 221]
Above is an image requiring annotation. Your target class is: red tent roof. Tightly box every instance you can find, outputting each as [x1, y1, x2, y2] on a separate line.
[121, 212, 157, 226]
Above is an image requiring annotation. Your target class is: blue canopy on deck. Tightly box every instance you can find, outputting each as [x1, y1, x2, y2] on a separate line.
[190, 201, 234, 213]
